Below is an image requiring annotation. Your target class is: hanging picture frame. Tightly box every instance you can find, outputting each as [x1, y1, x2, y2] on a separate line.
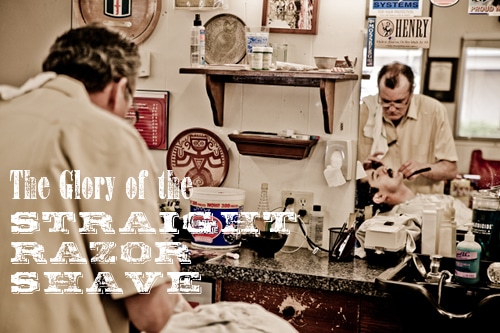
[173, 0, 227, 10]
[423, 57, 458, 102]
[262, 0, 319, 35]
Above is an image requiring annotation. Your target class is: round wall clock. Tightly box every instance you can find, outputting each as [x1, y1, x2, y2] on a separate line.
[73, 0, 162, 44]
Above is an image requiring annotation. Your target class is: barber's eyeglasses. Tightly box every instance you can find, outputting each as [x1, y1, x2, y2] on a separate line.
[379, 94, 411, 109]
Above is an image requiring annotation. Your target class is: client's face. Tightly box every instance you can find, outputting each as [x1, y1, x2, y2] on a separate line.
[368, 166, 404, 193]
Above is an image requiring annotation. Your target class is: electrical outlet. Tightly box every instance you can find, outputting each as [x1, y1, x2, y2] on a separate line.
[281, 190, 314, 223]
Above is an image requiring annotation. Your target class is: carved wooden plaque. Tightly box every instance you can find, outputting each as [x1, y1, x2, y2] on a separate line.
[73, 0, 162, 44]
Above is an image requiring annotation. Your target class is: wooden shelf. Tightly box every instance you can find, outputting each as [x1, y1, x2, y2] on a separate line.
[228, 133, 319, 160]
[179, 67, 360, 134]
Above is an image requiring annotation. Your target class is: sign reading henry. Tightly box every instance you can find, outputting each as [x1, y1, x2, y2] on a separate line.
[375, 16, 431, 49]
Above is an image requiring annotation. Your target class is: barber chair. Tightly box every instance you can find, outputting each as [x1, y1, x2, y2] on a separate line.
[469, 149, 500, 190]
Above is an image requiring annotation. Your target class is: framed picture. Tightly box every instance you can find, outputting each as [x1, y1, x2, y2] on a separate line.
[174, 0, 226, 10]
[262, 0, 319, 35]
[423, 57, 458, 102]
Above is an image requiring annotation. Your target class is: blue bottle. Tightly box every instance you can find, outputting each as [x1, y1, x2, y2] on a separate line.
[455, 224, 482, 285]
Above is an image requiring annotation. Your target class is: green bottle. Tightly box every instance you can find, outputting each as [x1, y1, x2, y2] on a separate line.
[455, 224, 482, 285]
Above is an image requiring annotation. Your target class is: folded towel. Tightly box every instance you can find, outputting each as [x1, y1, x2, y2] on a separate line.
[161, 301, 299, 333]
[0, 72, 56, 101]
[361, 95, 388, 157]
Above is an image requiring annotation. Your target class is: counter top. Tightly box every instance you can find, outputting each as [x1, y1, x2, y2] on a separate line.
[183, 246, 390, 297]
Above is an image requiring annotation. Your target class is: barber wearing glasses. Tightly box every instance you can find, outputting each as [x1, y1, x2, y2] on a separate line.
[357, 61, 458, 194]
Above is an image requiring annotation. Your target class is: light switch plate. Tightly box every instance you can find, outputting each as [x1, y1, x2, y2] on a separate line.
[138, 49, 150, 77]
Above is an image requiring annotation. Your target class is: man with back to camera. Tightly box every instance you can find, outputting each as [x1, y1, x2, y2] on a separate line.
[0, 24, 192, 333]
[357, 61, 458, 194]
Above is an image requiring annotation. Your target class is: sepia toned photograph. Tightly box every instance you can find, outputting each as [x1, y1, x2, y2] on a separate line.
[262, 0, 319, 34]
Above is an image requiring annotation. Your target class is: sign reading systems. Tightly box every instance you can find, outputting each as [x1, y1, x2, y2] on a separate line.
[369, 0, 422, 17]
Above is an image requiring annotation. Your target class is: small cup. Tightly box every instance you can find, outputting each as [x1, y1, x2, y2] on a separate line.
[270, 43, 288, 66]
[329, 227, 354, 262]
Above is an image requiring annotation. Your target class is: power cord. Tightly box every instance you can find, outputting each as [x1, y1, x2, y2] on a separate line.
[296, 209, 329, 254]
[282, 197, 328, 254]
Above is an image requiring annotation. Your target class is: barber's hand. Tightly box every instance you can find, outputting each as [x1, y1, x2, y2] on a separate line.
[362, 152, 385, 170]
[398, 160, 430, 180]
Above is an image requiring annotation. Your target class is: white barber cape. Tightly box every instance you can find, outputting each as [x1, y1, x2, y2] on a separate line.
[161, 302, 298, 333]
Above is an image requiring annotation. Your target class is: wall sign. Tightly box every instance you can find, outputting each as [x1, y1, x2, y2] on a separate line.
[369, 0, 423, 17]
[128, 90, 169, 150]
[468, 0, 500, 15]
[374, 16, 431, 49]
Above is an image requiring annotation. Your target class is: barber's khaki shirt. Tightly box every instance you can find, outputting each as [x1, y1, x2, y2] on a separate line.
[0, 76, 174, 333]
[358, 94, 458, 194]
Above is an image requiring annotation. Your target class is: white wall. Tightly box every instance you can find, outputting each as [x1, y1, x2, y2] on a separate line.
[0, 0, 71, 85]
[0, 0, 366, 248]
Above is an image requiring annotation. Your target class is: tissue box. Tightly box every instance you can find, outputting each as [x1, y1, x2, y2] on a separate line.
[364, 221, 406, 265]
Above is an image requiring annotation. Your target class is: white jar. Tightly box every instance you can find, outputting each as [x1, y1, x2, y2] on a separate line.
[251, 46, 264, 70]
[262, 47, 273, 70]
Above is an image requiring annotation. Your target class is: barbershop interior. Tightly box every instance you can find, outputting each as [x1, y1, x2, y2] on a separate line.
[2, 0, 500, 332]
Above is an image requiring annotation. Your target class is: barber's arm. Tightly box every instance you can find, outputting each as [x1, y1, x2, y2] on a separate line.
[398, 159, 457, 181]
[125, 281, 193, 333]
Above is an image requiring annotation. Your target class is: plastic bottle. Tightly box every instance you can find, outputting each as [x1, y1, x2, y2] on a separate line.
[455, 223, 482, 285]
[262, 46, 273, 70]
[250, 46, 264, 70]
[256, 183, 270, 231]
[309, 205, 324, 247]
[437, 201, 456, 258]
[190, 14, 205, 67]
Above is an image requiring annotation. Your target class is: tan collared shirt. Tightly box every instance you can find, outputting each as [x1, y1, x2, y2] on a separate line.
[358, 94, 458, 194]
[0, 75, 174, 333]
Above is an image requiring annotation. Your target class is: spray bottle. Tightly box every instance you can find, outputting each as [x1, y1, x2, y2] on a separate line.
[190, 14, 205, 67]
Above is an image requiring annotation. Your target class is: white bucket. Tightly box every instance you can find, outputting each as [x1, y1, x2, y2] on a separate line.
[189, 187, 245, 249]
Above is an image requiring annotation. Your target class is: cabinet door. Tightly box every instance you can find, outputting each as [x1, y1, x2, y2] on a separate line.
[359, 296, 404, 333]
[221, 280, 358, 333]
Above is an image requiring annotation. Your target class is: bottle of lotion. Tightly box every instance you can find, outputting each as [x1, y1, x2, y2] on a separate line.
[455, 224, 481, 285]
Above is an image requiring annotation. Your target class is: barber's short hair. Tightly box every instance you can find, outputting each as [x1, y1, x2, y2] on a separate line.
[42, 23, 140, 94]
[377, 61, 415, 91]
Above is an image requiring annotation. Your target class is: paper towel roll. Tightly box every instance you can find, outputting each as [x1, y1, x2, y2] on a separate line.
[324, 151, 346, 187]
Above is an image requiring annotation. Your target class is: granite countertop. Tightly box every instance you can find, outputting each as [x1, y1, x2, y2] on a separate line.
[182, 245, 392, 297]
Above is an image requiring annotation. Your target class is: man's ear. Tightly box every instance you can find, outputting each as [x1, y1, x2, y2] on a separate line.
[107, 77, 128, 116]
[373, 192, 387, 204]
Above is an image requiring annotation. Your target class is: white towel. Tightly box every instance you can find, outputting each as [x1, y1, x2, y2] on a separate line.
[0, 72, 56, 101]
[161, 301, 299, 333]
[361, 95, 388, 157]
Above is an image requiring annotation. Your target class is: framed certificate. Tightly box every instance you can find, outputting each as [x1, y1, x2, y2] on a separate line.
[423, 58, 458, 102]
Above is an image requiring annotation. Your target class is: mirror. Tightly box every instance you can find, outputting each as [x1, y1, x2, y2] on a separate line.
[357, 0, 500, 211]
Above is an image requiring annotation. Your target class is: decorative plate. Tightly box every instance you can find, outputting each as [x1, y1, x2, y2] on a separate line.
[204, 13, 247, 65]
[73, 0, 162, 44]
[167, 128, 229, 187]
